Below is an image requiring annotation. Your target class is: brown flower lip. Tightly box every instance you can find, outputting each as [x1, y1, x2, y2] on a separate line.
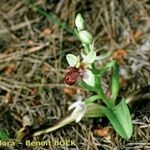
[64, 67, 83, 86]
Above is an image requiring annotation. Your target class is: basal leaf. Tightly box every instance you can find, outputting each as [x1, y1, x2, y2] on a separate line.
[85, 103, 106, 118]
[105, 98, 133, 139]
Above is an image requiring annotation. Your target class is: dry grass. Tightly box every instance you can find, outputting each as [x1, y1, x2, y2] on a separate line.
[0, 0, 150, 149]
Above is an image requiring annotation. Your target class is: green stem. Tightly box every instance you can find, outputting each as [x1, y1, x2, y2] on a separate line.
[96, 89, 113, 108]
[91, 60, 119, 107]
[83, 44, 90, 54]
[95, 75, 113, 108]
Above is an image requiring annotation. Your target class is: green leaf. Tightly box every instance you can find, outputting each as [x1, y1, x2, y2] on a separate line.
[91, 60, 119, 106]
[91, 60, 116, 74]
[85, 95, 100, 104]
[105, 99, 133, 139]
[0, 130, 9, 141]
[85, 103, 106, 118]
[111, 61, 119, 102]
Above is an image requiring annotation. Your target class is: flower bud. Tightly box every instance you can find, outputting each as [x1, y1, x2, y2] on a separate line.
[79, 30, 93, 45]
[75, 14, 85, 31]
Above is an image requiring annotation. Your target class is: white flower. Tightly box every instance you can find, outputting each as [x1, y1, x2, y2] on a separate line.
[65, 52, 96, 86]
[66, 50, 96, 68]
[68, 101, 86, 122]
[82, 50, 96, 64]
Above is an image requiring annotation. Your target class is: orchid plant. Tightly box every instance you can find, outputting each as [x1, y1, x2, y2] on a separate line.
[17, 14, 133, 140]
[63, 14, 133, 139]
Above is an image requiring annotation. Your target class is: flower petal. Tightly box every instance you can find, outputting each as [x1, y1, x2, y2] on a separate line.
[70, 103, 85, 122]
[68, 101, 83, 110]
[82, 69, 95, 86]
[75, 108, 86, 122]
[71, 105, 83, 116]
[66, 54, 78, 67]
[68, 101, 86, 122]
[82, 51, 96, 64]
